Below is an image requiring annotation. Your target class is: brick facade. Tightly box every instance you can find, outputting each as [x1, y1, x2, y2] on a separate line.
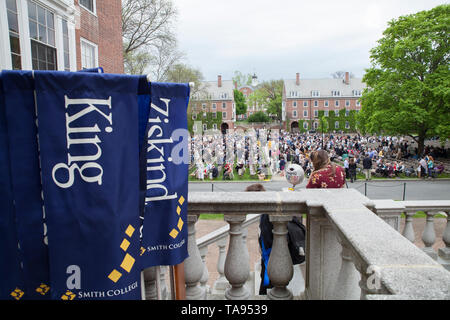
[75, 0, 124, 73]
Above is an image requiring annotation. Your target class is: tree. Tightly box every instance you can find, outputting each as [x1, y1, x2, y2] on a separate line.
[232, 71, 252, 87]
[248, 111, 270, 123]
[331, 71, 354, 79]
[233, 89, 247, 115]
[122, 0, 182, 78]
[248, 80, 283, 120]
[358, 4, 450, 155]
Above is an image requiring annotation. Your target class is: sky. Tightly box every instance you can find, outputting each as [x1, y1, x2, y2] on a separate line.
[172, 0, 448, 82]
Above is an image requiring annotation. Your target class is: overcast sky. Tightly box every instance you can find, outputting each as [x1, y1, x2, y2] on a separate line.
[172, 0, 447, 82]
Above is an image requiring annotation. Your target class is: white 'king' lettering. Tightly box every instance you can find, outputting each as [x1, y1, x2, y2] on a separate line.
[52, 96, 112, 188]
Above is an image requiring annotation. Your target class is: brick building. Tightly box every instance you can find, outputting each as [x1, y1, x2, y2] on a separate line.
[282, 72, 366, 132]
[191, 75, 236, 133]
[1, 0, 123, 73]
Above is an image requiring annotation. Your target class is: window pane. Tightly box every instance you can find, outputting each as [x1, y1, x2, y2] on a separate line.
[62, 19, 68, 35]
[38, 60, 46, 70]
[47, 11, 54, 29]
[31, 41, 37, 59]
[29, 20, 38, 39]
[32, 58, 38, 69]
[28, 1, 36, 20]
[63, 36, 69, 51]
[38, 24, 47, 43]
[37, 6, 46, 25]
[64, 53, 70, 67]
[7, 0, 17, 10]
[9, 34, 20, 54]
[11, 54, 21, 70]
[47, 47, 55, 64]
[7, 11, 19, 33]
[47, 29, 55, 46]
[80, 0, 94, 12]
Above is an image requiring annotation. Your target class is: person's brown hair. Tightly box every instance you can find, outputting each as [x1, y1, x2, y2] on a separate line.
[310, 150, 336, 177]
[245, 184, 266, 192]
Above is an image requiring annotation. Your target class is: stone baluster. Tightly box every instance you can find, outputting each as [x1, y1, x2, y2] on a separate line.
[438, 212, 450, 271]
[402, 211, 415, 242]
[159, 266, 168, 300]
[267, 215, 294, 300]
[212, 237, 229, 294]
[422, 211, 437, 259]
[331, 237, 361, 300]
[305, 205, 342, 300]
[143, 266, 157, 300]
[199, 246, 209, 298]
[354, 261, 384, 300]
[184, 214, 206, 300]
[224, 215, 250, 300]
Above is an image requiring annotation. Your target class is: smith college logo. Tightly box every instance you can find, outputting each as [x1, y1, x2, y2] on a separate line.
[52, 96, 112, 188]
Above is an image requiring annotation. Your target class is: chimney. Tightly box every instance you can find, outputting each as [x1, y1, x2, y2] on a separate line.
[345, 72, 350, 85]
[296, 73, 300, 86]
[218, 75, 222, 88]
[234, 81, 237, 90]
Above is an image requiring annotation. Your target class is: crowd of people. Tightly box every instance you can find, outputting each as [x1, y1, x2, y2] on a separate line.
[189, 129, 449, 181]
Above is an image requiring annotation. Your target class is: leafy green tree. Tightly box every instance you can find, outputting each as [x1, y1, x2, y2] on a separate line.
[248, 80, 283, 120]
[248, 111, 270, 123]
[233, 89, 247, 115]
[232, 71, 252, 87]
[359, 4, 450, 155]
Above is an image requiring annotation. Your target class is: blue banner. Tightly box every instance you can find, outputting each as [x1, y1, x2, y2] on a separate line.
[34, 71, 141, 300]
[140, 82, 190, 267]
[1, 70, 50, 300]
[0, 73, 25, 300]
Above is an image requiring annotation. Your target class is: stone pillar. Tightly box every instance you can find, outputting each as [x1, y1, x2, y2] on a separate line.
[199, 246, 209, 298]
[224, 215, 250, 300]
[267, 215, 293, 300]
[402, 211, 415, 243]
[212, 237, 229, 294]
[331, 237, 360, 300]
[422, 211, 437, 260]
[305, 205, 341, 300]
[184, 214, 206, 300]
[438, 212, 450, 271]
[143, 266, 157, 300]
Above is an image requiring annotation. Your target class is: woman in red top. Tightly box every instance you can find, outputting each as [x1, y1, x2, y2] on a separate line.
[306, 150, 345, 188]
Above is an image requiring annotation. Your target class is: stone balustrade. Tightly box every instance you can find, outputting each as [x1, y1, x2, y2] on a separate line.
[144, 190, 450, 300]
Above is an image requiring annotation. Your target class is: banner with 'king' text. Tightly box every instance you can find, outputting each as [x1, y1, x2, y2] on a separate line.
[34, 71, 141, 300]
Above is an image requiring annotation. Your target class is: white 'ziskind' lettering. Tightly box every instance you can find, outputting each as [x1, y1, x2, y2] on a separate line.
[145, 98, 178, 203]
[52, 96, 112, 188]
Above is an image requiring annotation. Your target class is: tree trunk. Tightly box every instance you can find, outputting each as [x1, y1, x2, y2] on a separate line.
[418, 133, 425, 156]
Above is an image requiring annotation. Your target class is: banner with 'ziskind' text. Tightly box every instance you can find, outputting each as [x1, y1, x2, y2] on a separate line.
[140, 82, 190, 268]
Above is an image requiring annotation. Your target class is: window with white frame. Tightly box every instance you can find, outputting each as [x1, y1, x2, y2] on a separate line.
[335, 110, 339, 116]
[222, 112, 227, 119]
[353, 90, 362, 96]
[80, 0, 96, 14]
[314, 110, 318, 117]
[324, 110, 329, 117]
[332, 90, 341, 97]
[314, 122, 318, 129]
[28, 1, 57, 70]
[62, 19, 70, 71]
[324, 100, 329, 107]
[314, 100, 318, 107]
[293, 101, 297, 107]
[335, 121, 339, 129]
[303, 110, 308, 117]
[356, 100, 361, 107]
[303, 122, 308, 130]
[80, 38, 97, 69]
[345, 121, 350, 129]
[292, 110, 297, 118]
[345, 109, 350, 117]
[303, 101, 308, 107]
[213, 123, 217, 130]
[335, 100, 339, 107]
[212, 103, 216, 109]
[345, 100, 350, 107]
[203, 124, 207, 131]
[6, 0, 21, 69]
[222, 102, 226, 109]
[311, 90, 320, 97]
